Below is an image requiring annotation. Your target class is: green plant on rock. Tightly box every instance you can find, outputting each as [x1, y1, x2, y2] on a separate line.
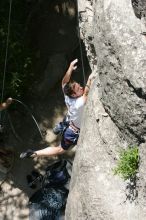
[113, 146, 139, 180]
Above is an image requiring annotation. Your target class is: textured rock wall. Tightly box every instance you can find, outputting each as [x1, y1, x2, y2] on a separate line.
[66, 0, 146, 219]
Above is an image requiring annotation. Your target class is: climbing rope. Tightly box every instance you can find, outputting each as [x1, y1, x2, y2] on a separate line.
[12, 99, 43, 140]
[1, 0, 13, 103]
[7, 112, 23, 143]
[76, 0, 86, 86]
[0, 0, 43, 141]
[0, 0, 13, 123]
[0, 99, 43, 142]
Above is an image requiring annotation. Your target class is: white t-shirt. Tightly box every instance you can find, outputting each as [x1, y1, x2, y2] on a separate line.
[64, 94, 84, 129]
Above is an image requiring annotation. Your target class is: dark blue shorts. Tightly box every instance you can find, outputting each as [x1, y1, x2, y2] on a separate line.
[61, 127, 79, 150]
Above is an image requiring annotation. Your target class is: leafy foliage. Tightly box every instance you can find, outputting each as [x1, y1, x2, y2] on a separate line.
[113, 146, 139, 180]
[0, 0, 34, 98]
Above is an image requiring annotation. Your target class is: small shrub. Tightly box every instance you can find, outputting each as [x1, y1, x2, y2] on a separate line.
[113, 146, 139, 180]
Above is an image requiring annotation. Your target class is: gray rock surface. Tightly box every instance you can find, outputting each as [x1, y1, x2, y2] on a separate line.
[66, 0, 146, 219]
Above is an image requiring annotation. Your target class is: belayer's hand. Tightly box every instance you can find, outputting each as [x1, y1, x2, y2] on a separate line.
[6, 97, 13, 105]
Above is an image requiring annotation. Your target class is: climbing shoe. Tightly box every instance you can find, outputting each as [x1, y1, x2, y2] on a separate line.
[20, 149, 36, 159]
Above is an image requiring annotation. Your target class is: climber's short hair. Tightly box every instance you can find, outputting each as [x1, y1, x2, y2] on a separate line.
[63, 80, 76, 98]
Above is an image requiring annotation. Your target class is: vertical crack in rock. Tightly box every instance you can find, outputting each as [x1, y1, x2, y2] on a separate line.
[126, 79, 146, 100]
[103, 105, 145, 144]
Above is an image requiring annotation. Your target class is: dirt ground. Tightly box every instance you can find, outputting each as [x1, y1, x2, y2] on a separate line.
[0, 85, 76, 220]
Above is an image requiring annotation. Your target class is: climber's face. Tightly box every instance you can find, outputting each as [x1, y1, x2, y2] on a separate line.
[71, 82, 84, 97]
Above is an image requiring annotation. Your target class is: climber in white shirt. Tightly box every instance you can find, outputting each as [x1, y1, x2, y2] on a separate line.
[20, 59, 95, 159]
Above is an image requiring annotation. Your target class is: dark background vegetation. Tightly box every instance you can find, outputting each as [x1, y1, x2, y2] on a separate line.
[0, 0, 34, 99]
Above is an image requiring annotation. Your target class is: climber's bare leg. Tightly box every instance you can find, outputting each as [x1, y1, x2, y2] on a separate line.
[33, 145, 65, 157]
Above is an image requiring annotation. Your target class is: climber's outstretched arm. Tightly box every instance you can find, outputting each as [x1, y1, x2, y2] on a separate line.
[20, 145, 66, 159]
[62, 59, 78, 88]
[34, 146, 65, 157]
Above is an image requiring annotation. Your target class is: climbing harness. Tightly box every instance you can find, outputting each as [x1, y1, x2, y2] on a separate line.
[53, 120, 69, 135]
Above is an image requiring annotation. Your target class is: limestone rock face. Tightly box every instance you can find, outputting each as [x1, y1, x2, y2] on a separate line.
[66, 0, 146, 219]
